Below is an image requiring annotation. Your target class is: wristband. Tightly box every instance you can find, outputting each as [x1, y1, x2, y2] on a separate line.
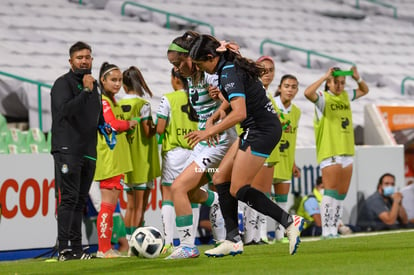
[357, 78, 363, 83]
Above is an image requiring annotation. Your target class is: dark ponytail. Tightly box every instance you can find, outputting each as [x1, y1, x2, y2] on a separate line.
[190, 34, 264, 79]
[123, 66, 153, 97]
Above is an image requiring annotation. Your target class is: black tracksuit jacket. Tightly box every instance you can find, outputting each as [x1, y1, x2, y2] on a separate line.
[50, 70, 104, 158]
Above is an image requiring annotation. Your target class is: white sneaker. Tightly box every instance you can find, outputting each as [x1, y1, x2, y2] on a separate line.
[165, 246, 200, 259]
[285, 215, 304, 255]
[204, 240, 243, 257]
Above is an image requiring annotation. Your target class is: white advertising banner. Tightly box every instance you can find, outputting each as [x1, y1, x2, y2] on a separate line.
[0, 145, 404, 252]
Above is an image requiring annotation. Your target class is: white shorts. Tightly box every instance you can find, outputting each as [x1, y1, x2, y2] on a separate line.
[185, 139, 235, 175]
[273, 178, 291, 184]
[319, 155, 354, 169]
[161, 147, 193, 186]
[124, 181, 154, 191]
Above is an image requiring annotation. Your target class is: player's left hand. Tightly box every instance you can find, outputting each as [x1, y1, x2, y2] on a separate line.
[185, 130, 213, 148]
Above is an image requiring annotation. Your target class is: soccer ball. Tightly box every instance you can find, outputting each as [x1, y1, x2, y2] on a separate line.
[130, 226, 164, 258]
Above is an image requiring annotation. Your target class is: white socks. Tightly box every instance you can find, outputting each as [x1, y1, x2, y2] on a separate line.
[161, 202, 176, 245]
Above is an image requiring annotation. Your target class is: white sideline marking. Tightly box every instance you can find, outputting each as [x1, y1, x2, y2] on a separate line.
[301, 229, 414, 242]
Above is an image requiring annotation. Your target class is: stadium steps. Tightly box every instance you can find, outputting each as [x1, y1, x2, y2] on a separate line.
[0, 0, 413, 146]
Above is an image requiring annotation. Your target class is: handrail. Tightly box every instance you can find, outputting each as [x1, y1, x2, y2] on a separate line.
[260, 39, 355, 68]
[401, 77, 414, 95]
[0, 71, 52, 131]
[120, 1, 215, 35]
[355, 0, 397, 18]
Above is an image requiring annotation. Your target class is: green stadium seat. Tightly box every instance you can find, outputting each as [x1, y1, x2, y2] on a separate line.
[26, 128, 49, 153]
[0, 113, 8, 133]
[2, 128, 30, 154]
[0, 134, 8, 154]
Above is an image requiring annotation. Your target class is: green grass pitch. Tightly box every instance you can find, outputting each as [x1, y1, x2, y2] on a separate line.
[1, 230, 414, 275]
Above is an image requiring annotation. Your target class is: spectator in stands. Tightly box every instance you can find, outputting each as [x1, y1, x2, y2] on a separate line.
[118, 66, 161, 255]
[94, 62, 138, 258]
[156, 68, 199, 254]
[186, 34, 304, 257]
[401, 180, 414, 224]
[357, 173, 408, 231]
[51, 41, 106, 261]
[304, 66, 369, 238]
[165, 31, 230, 259]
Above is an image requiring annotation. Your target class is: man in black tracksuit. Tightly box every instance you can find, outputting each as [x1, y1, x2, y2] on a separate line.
[51, 41, 105, 261]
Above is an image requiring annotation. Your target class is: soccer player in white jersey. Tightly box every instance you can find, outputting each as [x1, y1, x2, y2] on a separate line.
[165, 31, 237, 259]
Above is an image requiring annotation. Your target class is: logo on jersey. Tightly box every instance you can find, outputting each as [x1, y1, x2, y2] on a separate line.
[190, 90, 199, 106]
[264, 101, 276, 114]
[341, 117, 350, 129]
[330, 102, 350, 111]
[279, 140, 290, 153]
[224, 82, 235, 90]
[202, 157, 211, 166]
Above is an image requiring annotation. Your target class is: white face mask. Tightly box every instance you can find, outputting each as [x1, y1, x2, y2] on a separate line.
[383, 186, 395, 197]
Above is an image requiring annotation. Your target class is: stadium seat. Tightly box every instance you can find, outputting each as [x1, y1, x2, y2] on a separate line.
[26, 127, 49, 153]
[0, 113, 8, 133]
[0, 0, 413, 147]
[2, 128, 30, 154]
[0, 134, 8, 154]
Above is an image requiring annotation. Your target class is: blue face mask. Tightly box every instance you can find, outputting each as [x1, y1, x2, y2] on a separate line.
[383, 186, 395, 197]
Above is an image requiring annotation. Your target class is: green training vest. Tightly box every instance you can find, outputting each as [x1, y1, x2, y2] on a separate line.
[273, 103, 301, 180]
[118, 96, 161, 184]
[296, 188, 323, 229]
[314, 91, 355, 163]
[159, 91, 198, 153]
[94, 95, 132, 181]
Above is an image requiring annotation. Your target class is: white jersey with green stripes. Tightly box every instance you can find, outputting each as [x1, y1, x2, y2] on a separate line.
[187, 72, 236, 146]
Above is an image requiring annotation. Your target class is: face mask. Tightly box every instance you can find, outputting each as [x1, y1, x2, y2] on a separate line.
[383, 186, 395, 197]
[73, 68, 91, 77]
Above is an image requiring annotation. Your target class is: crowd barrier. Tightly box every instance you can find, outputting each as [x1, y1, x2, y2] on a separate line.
[0, 145, 404, 260]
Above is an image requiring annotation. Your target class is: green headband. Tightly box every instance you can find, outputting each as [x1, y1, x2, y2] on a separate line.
[168, 43, 189, 53]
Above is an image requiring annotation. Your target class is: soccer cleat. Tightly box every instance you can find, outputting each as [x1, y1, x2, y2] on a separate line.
[204, 240, 243, 257]
[165, 246, 200, 259]
[57, 249, 73, 262]
[286, 215, 304, 255]
[96, 249, 122, 259]
[161, 243, 174, 255]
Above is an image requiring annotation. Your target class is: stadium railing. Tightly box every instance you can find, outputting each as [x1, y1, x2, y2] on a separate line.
[401, 76, 414, 95]
[355, 0, 398, 19]
[120, 1, 215, 35]
[0, 71, 51, 132]
[259, 38, 356, 69]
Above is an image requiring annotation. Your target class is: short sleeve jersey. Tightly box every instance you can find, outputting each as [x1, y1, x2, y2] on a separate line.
[187, 72, 233, 145]
[216, 56, 278, 131]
